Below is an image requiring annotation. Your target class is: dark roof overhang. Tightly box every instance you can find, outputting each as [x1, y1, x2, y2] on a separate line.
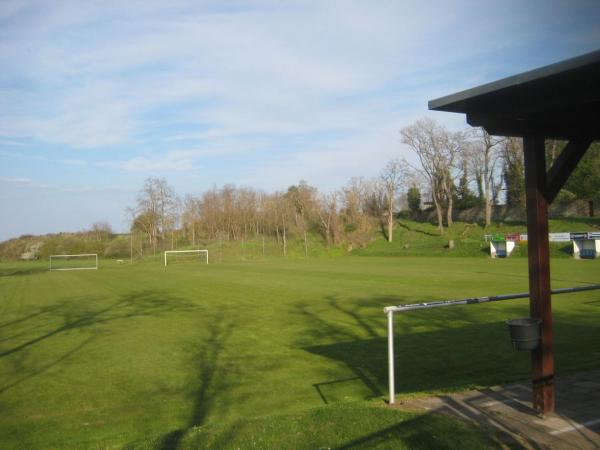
[428, 50, 600, 140]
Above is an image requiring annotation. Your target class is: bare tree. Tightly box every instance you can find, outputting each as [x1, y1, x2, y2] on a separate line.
[90, 221, 112, 241]
[286, 181, 317, 257]
[273, 192, 291, 256]
[221, 184, 237, 240]
[401, 118, 461, 234]
[316, 192, 341, 247]
[238, 187, 258, 241]
[379, 159, 406, 242]
[198, 188, 221, 239]
[363, 178, 388, 236]
[468, 128, 504, 226]
[340, 177, 369, 232]
[182, 194, 201, 247]
[133, 177, 179, 253]
[130, 209, 159, 254]
[167, 197, 181, 250]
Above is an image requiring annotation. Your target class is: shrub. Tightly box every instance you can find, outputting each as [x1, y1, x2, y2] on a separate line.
[104, 238, 130, 258]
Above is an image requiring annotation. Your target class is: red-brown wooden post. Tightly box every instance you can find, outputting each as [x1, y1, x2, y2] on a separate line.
[523, 135, 554, 415]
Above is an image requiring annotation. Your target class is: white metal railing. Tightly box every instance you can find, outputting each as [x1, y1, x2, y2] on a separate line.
[383, 284, 600, 405]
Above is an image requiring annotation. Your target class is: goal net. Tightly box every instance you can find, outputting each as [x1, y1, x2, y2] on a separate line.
[164, 250, 209, 267]
[49, 254, 98, 271]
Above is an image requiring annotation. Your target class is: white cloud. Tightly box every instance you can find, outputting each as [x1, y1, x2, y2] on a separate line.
[0, 175, 133, 194]
[97, 155, 196, 173]
[0, 0, 495, 150]
[0, 149, 47, 161]
[0, 139, 25, 146]
[0, 176, 52, 189]
[0, 0, 598, 240]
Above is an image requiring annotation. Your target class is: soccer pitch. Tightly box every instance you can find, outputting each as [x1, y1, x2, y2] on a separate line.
[1, 256, 598, 449]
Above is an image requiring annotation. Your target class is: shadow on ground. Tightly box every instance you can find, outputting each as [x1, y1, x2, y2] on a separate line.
[298, 295, 528, 401]
[333, 413, 508, 450]
[299, 295, 600, 401]
[298, 294, 600, 448]
[0, 290, 198, 395]
[398, 369, 600, 450]
[0, 266, 48, 277]
[149, 313, 240, 450]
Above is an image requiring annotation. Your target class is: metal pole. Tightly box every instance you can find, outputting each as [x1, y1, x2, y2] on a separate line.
[552, 285, 600, 295]
[384, 284, 600, 314]
[387, 311, 395, 405]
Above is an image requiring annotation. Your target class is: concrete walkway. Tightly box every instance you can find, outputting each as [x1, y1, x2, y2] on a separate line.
[394, 369, 600, 449]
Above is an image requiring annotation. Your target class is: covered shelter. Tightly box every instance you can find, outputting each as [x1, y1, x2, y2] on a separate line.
[428, 49, 600, 415]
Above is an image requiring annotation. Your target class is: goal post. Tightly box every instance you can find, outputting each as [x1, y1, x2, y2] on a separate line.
[164, 250, 208, 267]
[49, 254, 98, 271]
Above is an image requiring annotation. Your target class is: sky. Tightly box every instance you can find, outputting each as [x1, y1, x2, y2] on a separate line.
[1, 0, 599, 241]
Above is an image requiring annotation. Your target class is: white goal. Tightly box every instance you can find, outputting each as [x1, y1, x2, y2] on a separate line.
[49, 254, 98, 271]
[164, 250, 208, 267]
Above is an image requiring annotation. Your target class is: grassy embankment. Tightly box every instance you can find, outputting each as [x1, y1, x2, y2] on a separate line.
[172, 217, 600, 259]
[354, 217, 600, 258]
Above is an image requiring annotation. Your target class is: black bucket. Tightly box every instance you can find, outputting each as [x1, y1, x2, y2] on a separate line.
[506, 318, 541, 351]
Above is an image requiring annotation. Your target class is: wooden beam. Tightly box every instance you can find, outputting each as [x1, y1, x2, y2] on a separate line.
[467, 113, 600, 141]
[523, 135, 554, 415]
[546, 138, 593, 203]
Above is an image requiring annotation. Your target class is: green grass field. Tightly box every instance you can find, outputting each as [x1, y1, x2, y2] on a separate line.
[1, 255, 599, 449]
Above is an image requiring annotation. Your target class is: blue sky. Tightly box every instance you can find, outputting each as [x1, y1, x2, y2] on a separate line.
[1, 0, 599, 241]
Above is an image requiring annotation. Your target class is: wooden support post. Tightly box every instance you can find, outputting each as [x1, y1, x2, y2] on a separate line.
[523, 135, 554, 415]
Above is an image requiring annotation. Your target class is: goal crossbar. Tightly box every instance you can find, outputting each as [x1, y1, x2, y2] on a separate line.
[49, 253, 98, 271]
[383, 284, 600, 405]
[164, 250, 208, 267]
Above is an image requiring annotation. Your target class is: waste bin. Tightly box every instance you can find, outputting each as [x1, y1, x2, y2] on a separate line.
[506, 318, 541, 351]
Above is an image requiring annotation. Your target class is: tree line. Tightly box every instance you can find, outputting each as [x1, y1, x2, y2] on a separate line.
[129, 118, 599, 252]
[1, 118, 598, 260]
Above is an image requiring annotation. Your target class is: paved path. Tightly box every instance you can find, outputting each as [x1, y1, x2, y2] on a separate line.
[394, 369, 600, 449]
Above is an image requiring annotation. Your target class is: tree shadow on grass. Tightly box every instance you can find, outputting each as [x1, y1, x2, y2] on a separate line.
[0, 289, 199, 400]
[298, 296, 600, 449]
[334, 413, 509, 450]
[152, 313, 239, 450]
[556, 217, 600, 227]
[0, 266, 48, 277]
[0, 290, 197, 360]
[0, 303, 65, 331]
[0, 335, 97, 395]
[303, 324, 527, 400]
[480, 246, 492, 256]
[397, 221, 439, 237]
[298, 295, 600, 403]
[558, 244, 573, 256]
[0, 289, 203, 449]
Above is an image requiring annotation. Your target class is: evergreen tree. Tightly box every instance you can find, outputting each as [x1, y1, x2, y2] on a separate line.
[407, 185, 421, 214]
[503, 138, 525, 207]
[563, 142, 600, 198]
[454, 166, 479, 210]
